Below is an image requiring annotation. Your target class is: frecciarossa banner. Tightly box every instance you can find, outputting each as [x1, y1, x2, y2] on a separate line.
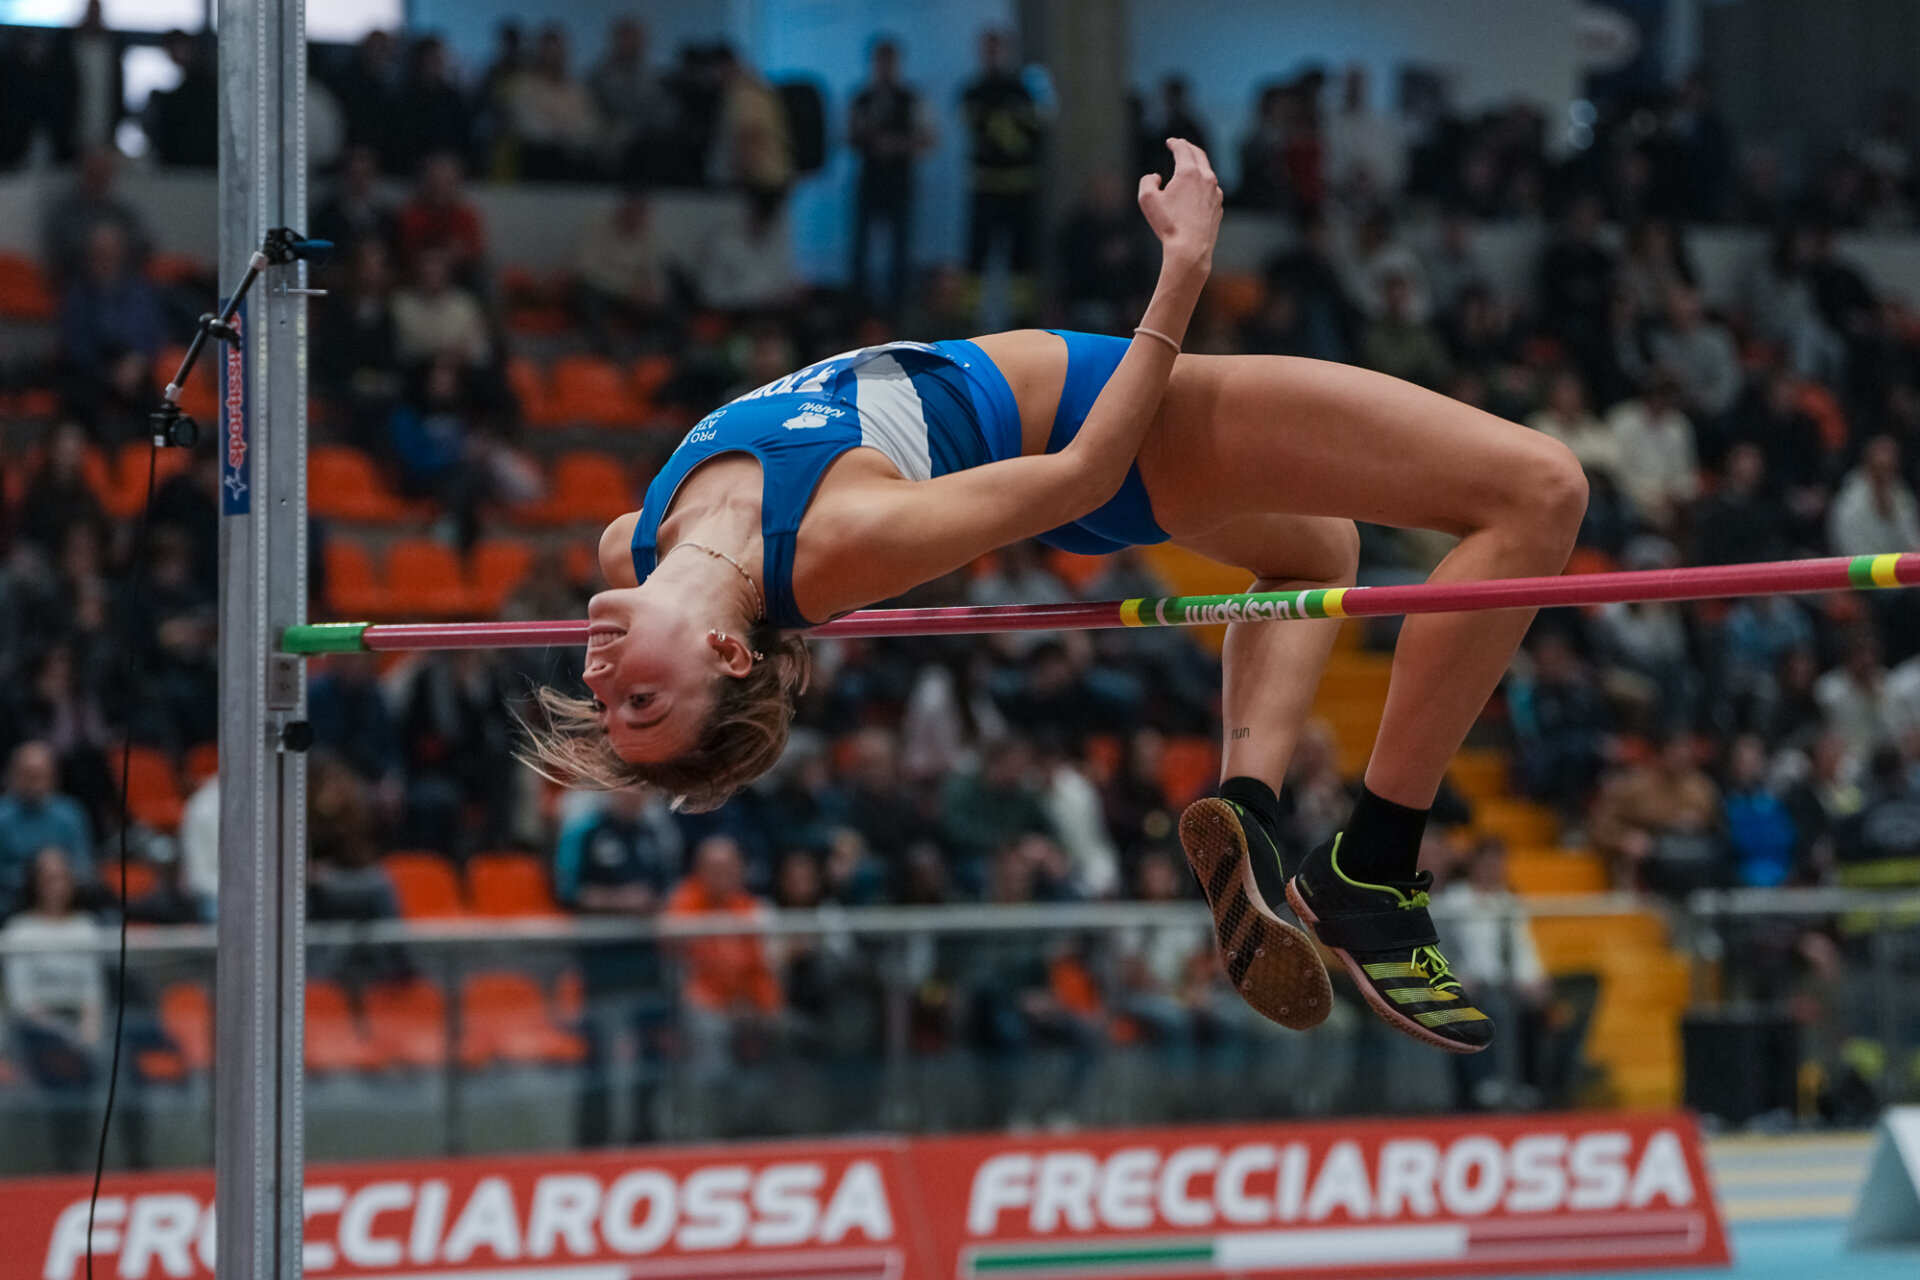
[3, 1112, 1728, 1280]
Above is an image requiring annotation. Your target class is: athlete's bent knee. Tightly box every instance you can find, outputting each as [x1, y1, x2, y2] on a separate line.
[1503, 437, 1588, 541]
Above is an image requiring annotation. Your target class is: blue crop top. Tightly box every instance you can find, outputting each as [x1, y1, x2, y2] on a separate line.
[630, 340, 1017, 629]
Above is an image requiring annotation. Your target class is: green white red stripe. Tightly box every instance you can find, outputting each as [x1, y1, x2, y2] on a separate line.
[278, 553, 1920, 653]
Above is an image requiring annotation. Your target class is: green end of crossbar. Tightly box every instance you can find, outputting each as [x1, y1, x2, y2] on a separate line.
[280, 623, 372, 655]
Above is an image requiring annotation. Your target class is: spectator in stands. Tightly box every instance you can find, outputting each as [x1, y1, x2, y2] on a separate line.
[310, 146, 397, 270]
[849, 36, 933, 315]
[1358, 269, 1451, 390]
[1110, 848, 1208, 1051]
[1834, 746, 1920, 892]
[1828, 436, 1920, 556]
[1437, 836, 1552, 1109]
[835, 727, 941, 891]
[393, 650, 519, 855]
[1325, 65, 1403, 211]
[395, 153, 488, 286]
[3, 846, 105, 1171]
[391, 249, 492, 371]
[474, 21, 526, 173]
[573, 187, 678, 354]
[1725, 371, 1836, 533]
[1346, 209, 1430, 323]
[305, 751, 397, 921]
[1036, 733, 1120, 898]
[1606, 372, 1700, 531]
[394, 37, 473, 178]
[1590, 731, 1726, 892]
[312, 238, 401, 449]
[697, 191, 798, 314]
[1722, 733, 1803, 888]
[1262, 212, 1357, 362]
[1644, 283, 1744, 429]
[1138, 76, 1209, 181]
[1692, 442, 1790, 566]
[555, 785, 682, 1144]
[1615, 219, 1695, 324]
[145, 29, 217, 168]
[0, 743, 94, 921]
[1529, 368, 1620, 483]
[333, 30, 403, 172]
[1509, 630, 1611, 816]
[15, 422, 108, 561]
[961, 29, 1045, 324]
[509, 25, 601, 182]
[1744, 223, 1847, 386]
[939, 737, 1056, 883]
[1815, 632, 1899, 760]
[1102, 729, 1177, 876]
[664, 834, 784, 1075]
[710, 45, 794, 202]
[1716, 597, 1815, 739]
[591, 18, 676, 180]
[42, 147, 150, 287]
[0, 646, 113, 825]
[1277, 719, 1352, 855]
[57, 222, 163, 409]
[127, 526, 217, 752]
[1536, 194, 1616, 383]
[1424, 212, 1490, 318]
[42, 3, 123, 162]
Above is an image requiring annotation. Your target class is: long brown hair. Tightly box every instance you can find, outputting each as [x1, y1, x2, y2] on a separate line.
[517, 623, 811, 812]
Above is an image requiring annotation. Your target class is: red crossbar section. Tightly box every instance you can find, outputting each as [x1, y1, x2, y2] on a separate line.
[346, 553, 1919, 650]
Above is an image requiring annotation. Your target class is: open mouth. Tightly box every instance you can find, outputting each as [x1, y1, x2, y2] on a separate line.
[586, 624, 627, 651]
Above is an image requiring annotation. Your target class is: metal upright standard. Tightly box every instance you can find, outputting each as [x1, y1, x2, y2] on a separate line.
[214, 2, 310, 1278]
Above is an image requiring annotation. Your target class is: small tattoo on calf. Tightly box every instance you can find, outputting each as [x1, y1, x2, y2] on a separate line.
[1231, 727, 1251, 740]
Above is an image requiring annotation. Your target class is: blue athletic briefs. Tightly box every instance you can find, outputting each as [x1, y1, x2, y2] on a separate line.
[631, 332, 1169, 629]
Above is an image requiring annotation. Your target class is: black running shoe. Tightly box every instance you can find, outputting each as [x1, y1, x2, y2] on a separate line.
[1286, 832, 1492, 1055]
[1178, 798, 1332, 1031]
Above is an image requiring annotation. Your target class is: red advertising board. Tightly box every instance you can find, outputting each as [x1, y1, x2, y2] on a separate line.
[1, 1113, 1727, 1280]
[909, 1112, 1730, 1279]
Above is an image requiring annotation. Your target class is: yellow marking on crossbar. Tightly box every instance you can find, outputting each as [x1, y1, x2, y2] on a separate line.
[1120, 599, 1144, 627]
[1322, 588, 1349, 618]
[1871, 554, 1901, 588]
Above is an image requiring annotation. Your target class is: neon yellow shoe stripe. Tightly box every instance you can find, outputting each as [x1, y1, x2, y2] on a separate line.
[1415, 1007, 1489, 1027]
[1363, 962, 1421, 979]
[1386, 986, 1458, 1005]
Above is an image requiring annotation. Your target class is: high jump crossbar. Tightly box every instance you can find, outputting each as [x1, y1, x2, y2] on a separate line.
[281, 552, 1920, 653]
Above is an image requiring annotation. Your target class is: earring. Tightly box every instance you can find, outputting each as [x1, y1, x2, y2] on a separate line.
[709, 630, 765, 662]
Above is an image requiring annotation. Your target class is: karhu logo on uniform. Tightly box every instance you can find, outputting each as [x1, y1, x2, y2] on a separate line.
[783, 410, 833, 430]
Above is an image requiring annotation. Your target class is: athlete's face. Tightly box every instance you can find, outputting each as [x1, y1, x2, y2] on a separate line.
[583, 588, 725, 762]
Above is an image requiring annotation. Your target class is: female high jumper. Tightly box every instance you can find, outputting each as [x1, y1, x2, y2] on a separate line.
[527, 140, 1588, 1054]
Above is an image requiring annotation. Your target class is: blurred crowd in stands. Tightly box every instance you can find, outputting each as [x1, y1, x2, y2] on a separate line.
[5, 10, 1920, 1139]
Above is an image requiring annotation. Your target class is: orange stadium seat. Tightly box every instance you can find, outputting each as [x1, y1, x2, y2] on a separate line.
[468, 538, 536, 614]
[118, 743, 184, 832]
[107, 859, 160, 903]
[383, 851, 466, 919]
[159, 982, 213, 1073]
[458, 971, 587, 1068]
[521, 452, 633, 525]
[554, 969, 585, 1023]
[154, 347, 220, 422]
[146, 253, 209, 286]
[322, 540, 390, 618]
[363, 977, 451, 1069]
[106, 442, 193, 519]
[550, 354, 643, 426]
[309, 445, 414, 524]
[630, 354, 676, 404]
[186, 742, 219, 785]
[1204, 272, 1267, 327]
[0, 252, 56, 320]
[1159, 736, 1220, 807]
[305, 980, 384, 1073]
[467, 851, 561, 918]
[508, 355, 565, 427]
[386, 537, 471, 618]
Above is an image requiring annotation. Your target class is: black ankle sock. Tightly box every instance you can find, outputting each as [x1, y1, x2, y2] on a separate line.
[1342, 784, 1430, 883]
[1220, 775, 1293, 893]
[1219, 775, 1279, 830]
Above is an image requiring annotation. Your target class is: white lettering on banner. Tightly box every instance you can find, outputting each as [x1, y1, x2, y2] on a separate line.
[44, 1198, 122, 1280]
[1507, 1135, 1569, 1212]
[1033, 1153, 1098, 1232]
[818, 1161, 894, 1243]
[410, 1180, 449, 1263]
[303, 1186, 346, 1272]
[678, 1166, 753, 1250]
[1218, 1145, 1276, 1224]
[1159, 1148, 1221, 1227]
[121, 1195, 200, 1280]
[441, 1178, 522, 1263]
[1570, 1133, 1632, 1210]
[603, 1171, 676, 1254]
[527, 1175, 601, 1259]
[962, 1129, 1698, 1236]
[340, 1182, 411, 1268]
[1378, 1141, 1440, 1217]
[1629, 1132, 1695, 1208]
[749, 1164, 823, 1247]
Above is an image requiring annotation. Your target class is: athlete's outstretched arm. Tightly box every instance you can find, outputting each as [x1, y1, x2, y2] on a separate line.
[819, 139, 1222, 604]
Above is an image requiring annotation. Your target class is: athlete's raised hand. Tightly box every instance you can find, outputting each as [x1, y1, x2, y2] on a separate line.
[1139, 138, 1223, 270]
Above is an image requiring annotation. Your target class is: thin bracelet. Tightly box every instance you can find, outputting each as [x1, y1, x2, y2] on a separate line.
[1133, 325, 1181, 355]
